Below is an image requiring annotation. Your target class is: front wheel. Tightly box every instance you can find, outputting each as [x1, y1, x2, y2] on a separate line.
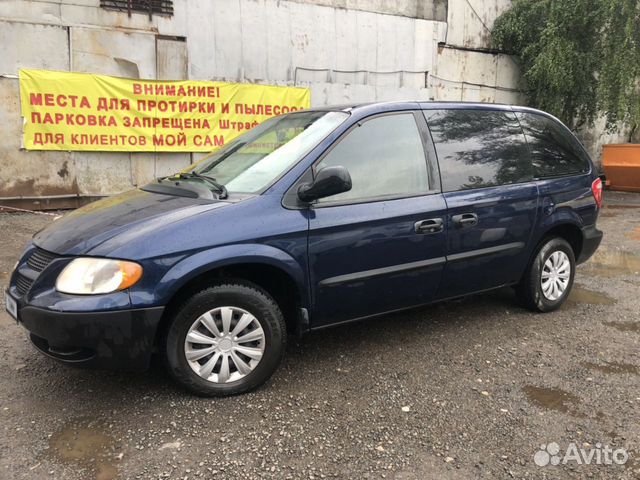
[163, 282, 286, 396]
[516, 237, 575, 312]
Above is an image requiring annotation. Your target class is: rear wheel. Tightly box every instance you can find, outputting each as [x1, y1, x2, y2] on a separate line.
[163, 282, 286, 396]
[516, 237, 575, 312]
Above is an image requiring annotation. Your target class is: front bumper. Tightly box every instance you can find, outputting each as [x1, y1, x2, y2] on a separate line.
[18, 303, 164, 371]
[577, 224, 603, 264]
[6, 244, 166, 371]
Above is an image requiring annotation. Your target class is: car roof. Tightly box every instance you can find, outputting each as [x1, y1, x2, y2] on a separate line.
[306, 101, 544, 115]
[304, 101, 561, 128]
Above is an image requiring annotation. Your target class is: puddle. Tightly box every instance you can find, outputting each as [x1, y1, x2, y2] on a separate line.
[48, 420, 118, 480]
[581, 248, 640, 278]
[567, 285, 616, 305]
[626, 227, 640, 241]
[523, 385, 580, 413]
[583, 361, 639, 375]
[605, 321, 640, 333]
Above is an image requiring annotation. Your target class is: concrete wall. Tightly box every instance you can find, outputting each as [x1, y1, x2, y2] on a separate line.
[0, 0, 619, 208]
[286, 0, 448, 21]
[431, 0, 523, 103]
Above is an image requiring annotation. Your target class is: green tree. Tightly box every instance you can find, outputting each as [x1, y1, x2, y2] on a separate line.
[492, 0, 640, 136]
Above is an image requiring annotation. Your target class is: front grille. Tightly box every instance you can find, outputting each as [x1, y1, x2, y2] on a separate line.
[15, 274, 33, 296]
[26, 248, 57, 272]
[13, 248, 59, 297]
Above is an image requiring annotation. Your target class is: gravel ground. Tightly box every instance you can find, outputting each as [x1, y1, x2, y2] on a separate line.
[0, 191, 639, 480]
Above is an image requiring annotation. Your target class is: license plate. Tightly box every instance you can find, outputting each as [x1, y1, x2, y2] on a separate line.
[5, 292, 17, 321]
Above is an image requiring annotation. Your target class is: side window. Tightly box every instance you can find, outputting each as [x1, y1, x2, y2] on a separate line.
[425, 109, 532, 192]
[315, 113, 430, 203]
[516, 112, 590, 178]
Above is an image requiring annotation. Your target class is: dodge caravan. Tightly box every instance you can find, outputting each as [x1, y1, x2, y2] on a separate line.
[5, 102, 603, 396]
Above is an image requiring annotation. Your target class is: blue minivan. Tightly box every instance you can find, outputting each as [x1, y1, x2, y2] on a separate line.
[5, 102, 603, 396]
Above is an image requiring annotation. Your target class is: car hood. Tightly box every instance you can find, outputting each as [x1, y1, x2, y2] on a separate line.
[33, 189, 229, 256]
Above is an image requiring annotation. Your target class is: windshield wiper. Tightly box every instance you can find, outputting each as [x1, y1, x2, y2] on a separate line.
[158, 172, 228, 199]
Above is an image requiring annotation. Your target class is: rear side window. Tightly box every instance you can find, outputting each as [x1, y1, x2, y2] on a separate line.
[425, 109, 531, 192]
[315, 113, 429, 203]
[516, 112, 591, 178]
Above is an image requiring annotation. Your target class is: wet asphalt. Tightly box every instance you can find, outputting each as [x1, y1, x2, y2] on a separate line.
[0, 191, 639, 479]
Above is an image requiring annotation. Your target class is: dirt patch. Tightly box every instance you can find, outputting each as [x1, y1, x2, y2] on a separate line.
[599, 211, 618, 218]
[602, 204, 640, 209]
[582, 361, 639, 376]
[605, 321, 640, 333]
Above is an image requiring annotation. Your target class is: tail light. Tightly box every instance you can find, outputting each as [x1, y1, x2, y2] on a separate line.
[591, 177, 603, 209]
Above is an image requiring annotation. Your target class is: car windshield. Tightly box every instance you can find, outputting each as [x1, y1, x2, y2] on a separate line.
[189, 111, 349, 194]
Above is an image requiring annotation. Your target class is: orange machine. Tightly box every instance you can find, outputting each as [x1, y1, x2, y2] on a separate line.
[602, 144, 640, 192]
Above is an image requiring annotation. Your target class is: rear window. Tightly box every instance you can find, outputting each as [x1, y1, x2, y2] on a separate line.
[424, 109, 532, 192]
[515, 112, 591, 178]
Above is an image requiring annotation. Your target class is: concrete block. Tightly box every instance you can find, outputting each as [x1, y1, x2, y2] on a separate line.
[0, 21, 69, 74]
[354, 10, 377, 72]
[70, 27, 156, 78]
[157, 38, 188, 80]
[72, 152, 133, 195]
[0, 78, 76, 199]
[264, 0, 293, 82]
[186, 1, 217, 79]
[289, 1, 336, 73]
[211, 0, 243, 79]
[0, 0, 62, 26]
[286, 0, 447, 22]
[240, 0, 268, 81]
[130, 153, 156, 187]
[335, 8, 358, 71]
[155, 153, 191, 178]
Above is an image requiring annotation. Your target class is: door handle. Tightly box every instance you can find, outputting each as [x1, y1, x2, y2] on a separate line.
[414, 218, 444, 234]
[452, 213, 478, 229]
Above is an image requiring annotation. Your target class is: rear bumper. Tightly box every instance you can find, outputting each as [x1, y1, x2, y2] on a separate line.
[18, 304, 165, 371]
[577, 224, 603, 264]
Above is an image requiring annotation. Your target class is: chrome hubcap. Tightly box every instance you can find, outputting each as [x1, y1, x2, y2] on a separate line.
[541, 251, 571, 301]
[184, 306, 265, 384]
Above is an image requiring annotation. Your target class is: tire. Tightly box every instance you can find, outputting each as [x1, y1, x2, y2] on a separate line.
[516, 237, 576, 312]
[163, 281, 286, 396]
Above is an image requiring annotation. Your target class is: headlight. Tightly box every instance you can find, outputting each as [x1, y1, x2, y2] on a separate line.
[56, 258, 143, 294]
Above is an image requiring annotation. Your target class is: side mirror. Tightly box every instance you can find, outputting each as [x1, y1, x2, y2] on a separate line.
[297, 166, 352, 202]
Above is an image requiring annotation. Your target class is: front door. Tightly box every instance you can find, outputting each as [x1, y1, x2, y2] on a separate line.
[306, 111, 447, 326]
[423, 108, 539, 298]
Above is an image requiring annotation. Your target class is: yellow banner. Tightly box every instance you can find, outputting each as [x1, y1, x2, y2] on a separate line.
[18, 69, 311, 152]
